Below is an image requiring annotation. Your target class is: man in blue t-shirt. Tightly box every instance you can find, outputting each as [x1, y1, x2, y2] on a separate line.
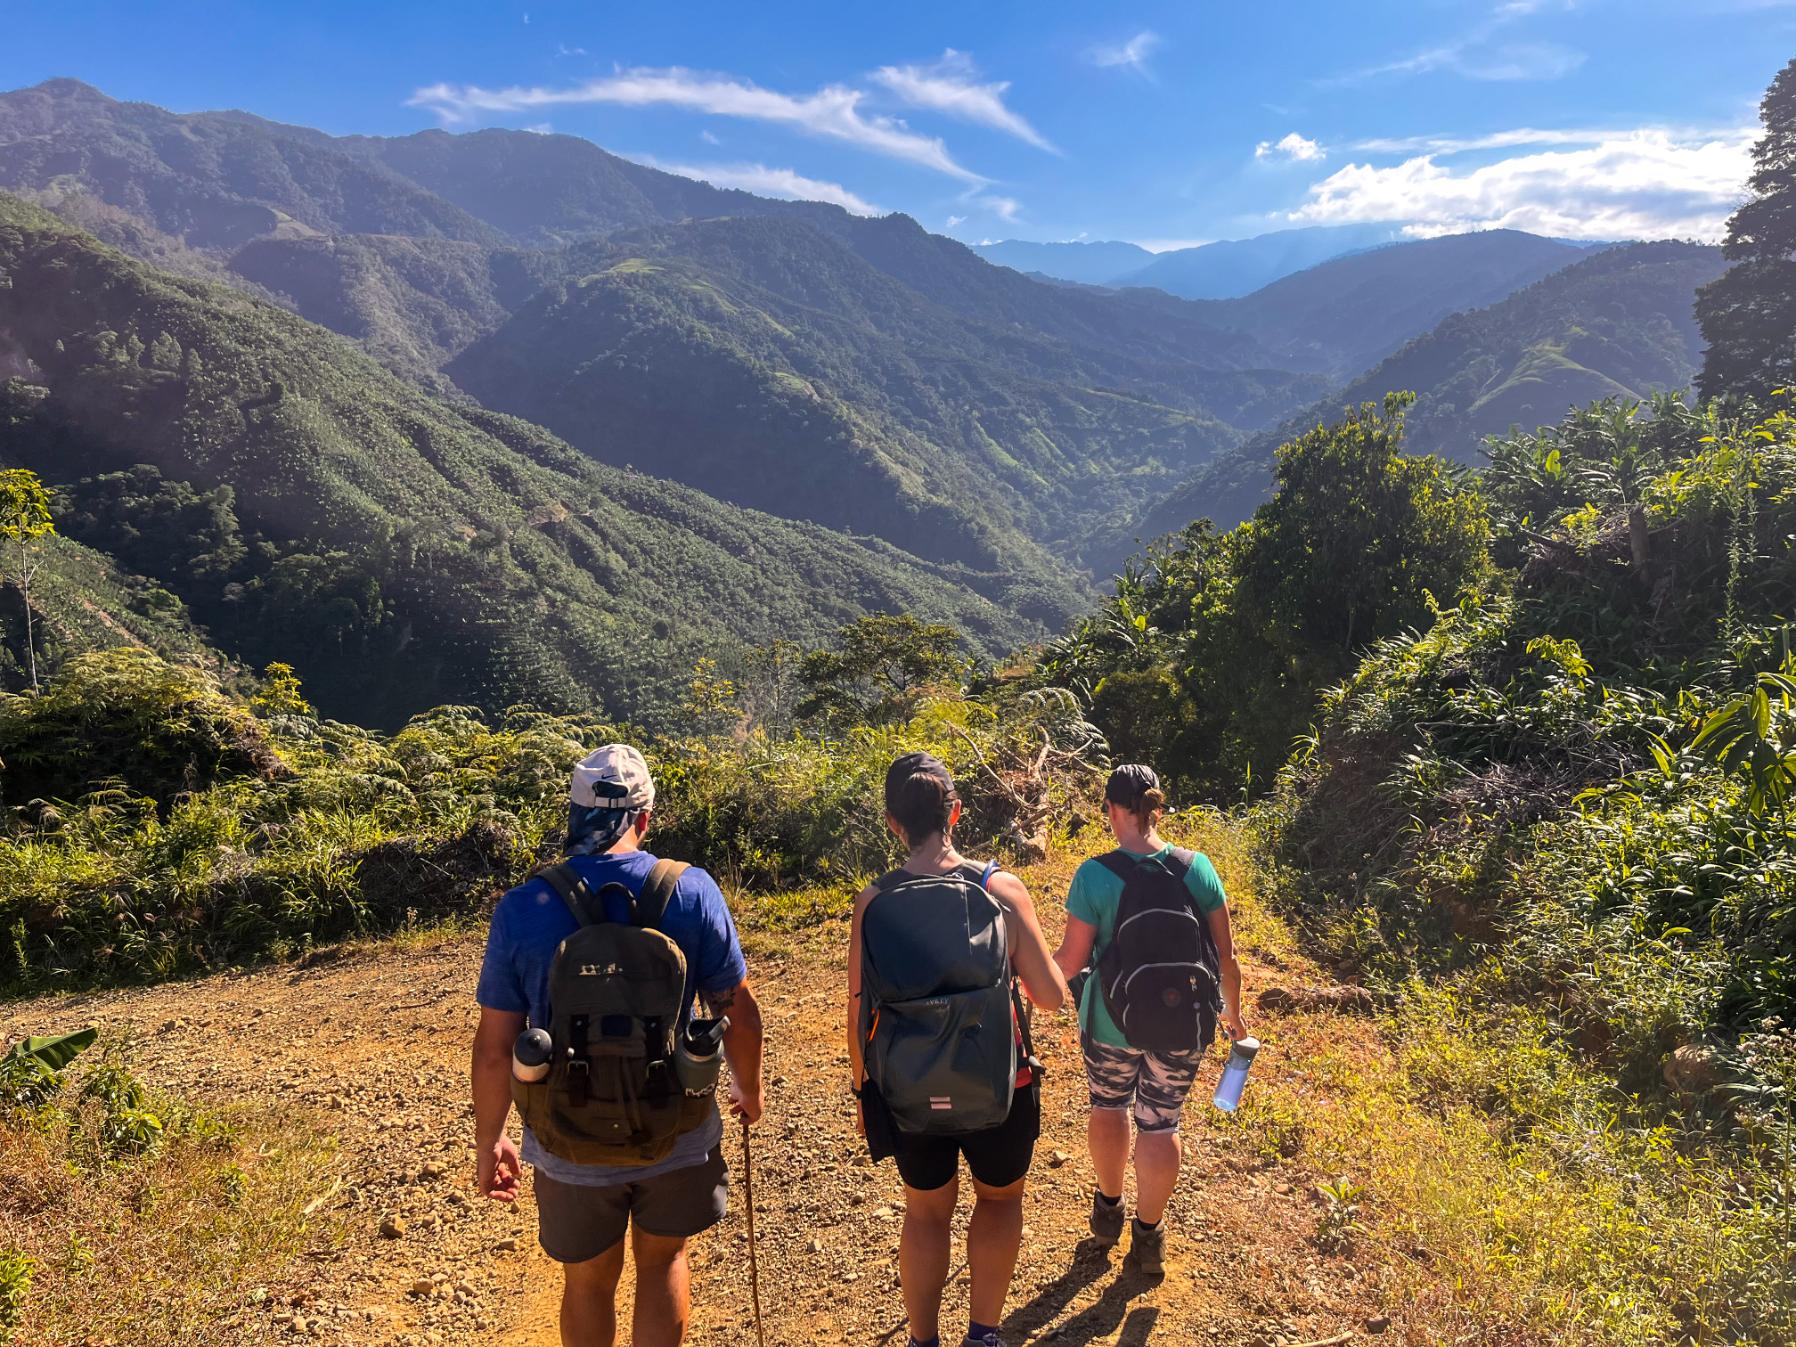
[473, 743, 764, 1347]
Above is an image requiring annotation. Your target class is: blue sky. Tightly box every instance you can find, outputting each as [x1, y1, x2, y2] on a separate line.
[5, 0, 1786, 248]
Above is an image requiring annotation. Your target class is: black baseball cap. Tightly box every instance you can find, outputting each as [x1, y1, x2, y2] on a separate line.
[1104, 763, 1161, 808]
[885, 751, 955, 810]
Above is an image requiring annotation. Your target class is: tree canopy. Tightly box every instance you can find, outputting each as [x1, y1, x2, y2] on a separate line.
[1697, 56, 1796, 401]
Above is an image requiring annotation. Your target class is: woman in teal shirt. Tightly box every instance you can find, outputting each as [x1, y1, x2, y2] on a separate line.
[1052, 764, 1246, 1275]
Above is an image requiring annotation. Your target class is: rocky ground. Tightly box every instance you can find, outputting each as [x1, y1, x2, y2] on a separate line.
[5, 898, 1400, 1347]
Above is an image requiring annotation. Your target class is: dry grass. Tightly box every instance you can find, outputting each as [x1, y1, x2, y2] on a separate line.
[0, 1063, 338, 1347]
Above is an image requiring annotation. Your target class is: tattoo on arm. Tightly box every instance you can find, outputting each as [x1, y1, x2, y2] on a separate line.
[703, 988, 737, 1016]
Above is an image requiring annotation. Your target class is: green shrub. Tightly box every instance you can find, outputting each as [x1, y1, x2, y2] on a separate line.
[0, 1249, 30, 1347]
[0, 648, 283, 807]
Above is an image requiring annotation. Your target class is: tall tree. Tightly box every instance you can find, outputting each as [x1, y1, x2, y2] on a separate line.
[796, 614, 968, 728]
[0, 469, 56, 690]
[1697, 58, 1796, 401]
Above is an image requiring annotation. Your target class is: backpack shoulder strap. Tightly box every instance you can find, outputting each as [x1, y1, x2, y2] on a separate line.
[539, 863, 599, 926]
[1093, 849, 1135, 883]
[1163, 846, 1196, 874]
[872, 869, 909, 894]
[636, 858, 689, 930]
[955, 860, 998, 889]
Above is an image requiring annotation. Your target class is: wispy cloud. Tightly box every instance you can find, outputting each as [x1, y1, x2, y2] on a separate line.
[871, 49, 1056, 153]
[631, 156, 882, 216]
[1256, 132, 1324, 162]
[700, 128, 722, 145]
[1352, 126, 1622, 154]
[556, 43, 586, 58]
[945, 214, 966, 228]
[1337, 38, 1584, 84]
[1287, 127, 1756, 241]
[977, 193, 1022, 222]
[1089, 31, 1161, 78]
[408, 67, 984, 182]
[1327, 1, 1583, 86]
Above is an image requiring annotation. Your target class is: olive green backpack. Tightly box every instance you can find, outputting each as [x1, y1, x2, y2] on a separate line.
[511, 859, 713, 1166]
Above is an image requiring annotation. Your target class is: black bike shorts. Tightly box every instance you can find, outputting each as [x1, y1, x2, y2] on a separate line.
[870, 1081, 1041, 1192]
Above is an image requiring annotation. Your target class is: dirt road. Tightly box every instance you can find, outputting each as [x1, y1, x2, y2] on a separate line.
[5, 895, 1394, 1347]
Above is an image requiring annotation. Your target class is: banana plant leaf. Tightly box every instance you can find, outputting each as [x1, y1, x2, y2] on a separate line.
[2, 1027, 98, 1071]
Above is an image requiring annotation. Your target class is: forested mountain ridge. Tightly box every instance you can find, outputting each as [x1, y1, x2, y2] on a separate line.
[1135, 240, 1723, 542]
[448, 213, 1319, 577]
[1186, 230, 1583, 377]
[0, 78, 810, 254]
[1116, 223, 1411, 299]
[0, 194, 1038, 722]
[0, 79, 500, 251]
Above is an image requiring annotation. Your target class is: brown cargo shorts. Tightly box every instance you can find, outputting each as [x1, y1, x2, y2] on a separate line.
[533, 1146, 729, 1263]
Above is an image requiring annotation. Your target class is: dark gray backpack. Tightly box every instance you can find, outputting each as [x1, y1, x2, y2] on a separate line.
[859, 861, 1031, 1135]
[510, 859, 713, 1166]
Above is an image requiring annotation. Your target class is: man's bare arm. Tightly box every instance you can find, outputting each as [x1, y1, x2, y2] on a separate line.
[471, 1006, 525, 1200]
[707, 977, 765, 1124]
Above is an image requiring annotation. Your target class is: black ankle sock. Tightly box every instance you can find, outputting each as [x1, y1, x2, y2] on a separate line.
[1095, 1189, 1121, 1206]
[968, 1322, 999, 1342]
[1133, 1215, 1163, 1231]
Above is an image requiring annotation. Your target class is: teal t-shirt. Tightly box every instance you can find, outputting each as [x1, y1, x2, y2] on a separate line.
[1066, 845, 1227, 1048]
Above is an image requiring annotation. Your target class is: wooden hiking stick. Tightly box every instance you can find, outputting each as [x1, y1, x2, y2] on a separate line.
[741, 1114, 767, 1347]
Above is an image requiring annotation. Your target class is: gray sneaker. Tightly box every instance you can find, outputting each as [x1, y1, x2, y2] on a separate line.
[960, 1332, 1004, 1347]
[1088, 1190, 1125, 1246]
[1125, 1218, 1166, 1276]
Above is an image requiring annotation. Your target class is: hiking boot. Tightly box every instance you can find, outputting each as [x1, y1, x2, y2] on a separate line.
[1125, 1217, 1166, 1276]
[959, 1331, 1004, 1347]
[1088, 1189, 1125, 1246]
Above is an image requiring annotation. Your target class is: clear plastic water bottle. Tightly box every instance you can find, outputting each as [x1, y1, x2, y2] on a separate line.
[1212, 1035, 1259, 1113]
[674, 1016, 730, 1094]
[512, 1027, 554, 1083]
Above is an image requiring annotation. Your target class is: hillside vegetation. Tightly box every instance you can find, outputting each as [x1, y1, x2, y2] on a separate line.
[1140, 241, 1722, 539]
[0, 194, 1035, 723]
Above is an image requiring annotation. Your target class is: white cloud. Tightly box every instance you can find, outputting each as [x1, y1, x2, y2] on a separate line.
[1256, 132, 1324, 162]
[1287, 127, 1756, 241]
[556, 43, 586, 58]
[945, 214, 966, 228]
[700, 128, 722, 145]
[872, 49, 1056, 154]
[632, 157, 882, 216]
[977, 194, 1022, 222]
[1089, 31, 1160, 78]
[408, 67, 984, 182]
[524, 122, 554, 135]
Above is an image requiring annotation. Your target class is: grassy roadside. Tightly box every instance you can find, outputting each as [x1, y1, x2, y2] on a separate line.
[1208, 815, 1790, 1347]
[0, 1038, 339, 1347]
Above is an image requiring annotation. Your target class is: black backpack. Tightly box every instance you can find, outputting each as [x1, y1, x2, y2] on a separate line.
[1094, 848, 1223, 1053]
[510, 859, 714, 1166]
[860, 861, 1035, 1135]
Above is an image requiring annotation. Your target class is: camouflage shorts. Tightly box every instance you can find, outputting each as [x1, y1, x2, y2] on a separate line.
[1081, 1028, 1205, 1132]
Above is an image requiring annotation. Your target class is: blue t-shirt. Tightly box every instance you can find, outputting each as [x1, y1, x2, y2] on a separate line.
[476, 849, 747, 1186]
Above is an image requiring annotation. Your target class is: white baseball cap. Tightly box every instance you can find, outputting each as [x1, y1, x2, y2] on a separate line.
[570, 743, 656, 812]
